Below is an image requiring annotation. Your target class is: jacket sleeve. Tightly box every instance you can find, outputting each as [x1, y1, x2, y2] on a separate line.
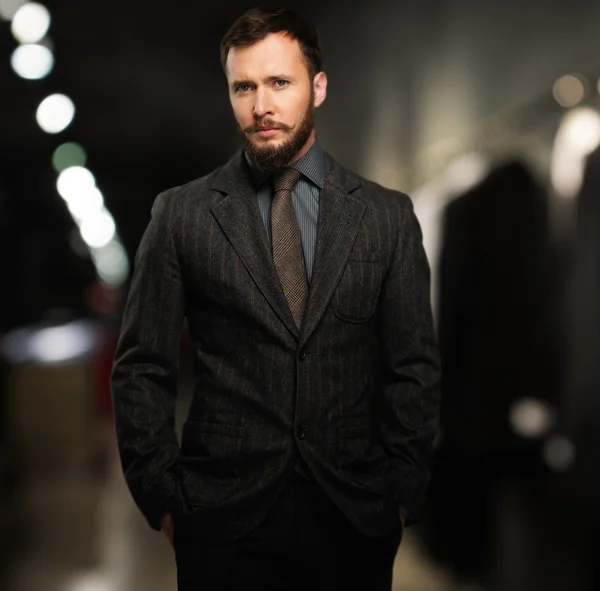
[110, 190, 184, 531]
[377, 194, 441, 525]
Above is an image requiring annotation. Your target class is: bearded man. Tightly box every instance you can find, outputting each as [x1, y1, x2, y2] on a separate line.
[111, 6, 441, 590]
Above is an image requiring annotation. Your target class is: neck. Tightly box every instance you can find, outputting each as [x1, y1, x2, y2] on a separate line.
[286, 129, 316, 166]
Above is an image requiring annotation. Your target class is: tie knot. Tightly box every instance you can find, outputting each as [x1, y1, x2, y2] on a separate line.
[273, 168, 302, 193]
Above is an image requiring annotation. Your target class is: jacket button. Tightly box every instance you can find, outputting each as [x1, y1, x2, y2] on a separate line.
[297, 427, 306, 439]
[299, 350, 306, 361]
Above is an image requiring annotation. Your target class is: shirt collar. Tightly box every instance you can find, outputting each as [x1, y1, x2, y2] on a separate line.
[245, 138, 326, 191]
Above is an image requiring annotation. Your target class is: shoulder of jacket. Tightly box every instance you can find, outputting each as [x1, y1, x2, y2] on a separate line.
[356, 176, 413, 212]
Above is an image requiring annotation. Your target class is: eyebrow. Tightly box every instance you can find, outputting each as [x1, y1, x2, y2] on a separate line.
[231, 74, 296, 88]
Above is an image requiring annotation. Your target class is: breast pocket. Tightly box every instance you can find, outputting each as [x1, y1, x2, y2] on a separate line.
[331, 252, 382, 322]
[178, 419, 243, 507]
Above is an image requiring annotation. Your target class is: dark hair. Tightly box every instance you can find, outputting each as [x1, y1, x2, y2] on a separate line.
[220, 7, 323, 80]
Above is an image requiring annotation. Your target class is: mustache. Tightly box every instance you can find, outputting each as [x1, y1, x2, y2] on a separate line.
[243, 119, 294, 133]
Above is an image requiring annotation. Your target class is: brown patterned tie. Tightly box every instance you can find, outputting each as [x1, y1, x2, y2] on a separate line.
[271, 168, 307, 329]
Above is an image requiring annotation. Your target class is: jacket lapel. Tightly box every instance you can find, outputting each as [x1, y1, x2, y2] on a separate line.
[299, 153, 365, 347]
[210, 151, 300, 339]
[209, 149, 365, 345]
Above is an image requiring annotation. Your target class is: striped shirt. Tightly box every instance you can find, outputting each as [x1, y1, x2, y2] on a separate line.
[245, 140, 326, 286]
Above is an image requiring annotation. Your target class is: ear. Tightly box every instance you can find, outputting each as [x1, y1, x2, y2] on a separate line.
[313, 72, 327, 108]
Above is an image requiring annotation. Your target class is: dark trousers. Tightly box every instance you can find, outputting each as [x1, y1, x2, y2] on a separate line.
[175, 471, 403, 590]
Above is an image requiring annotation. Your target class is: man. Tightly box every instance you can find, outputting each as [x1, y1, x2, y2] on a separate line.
[111, 6, 440, 590]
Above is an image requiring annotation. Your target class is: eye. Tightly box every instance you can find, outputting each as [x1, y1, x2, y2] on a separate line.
[274, 80, 289, 88]
[235, 83, 252, 93]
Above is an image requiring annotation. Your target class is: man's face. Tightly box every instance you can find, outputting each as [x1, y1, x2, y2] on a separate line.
[225, 32, 326, 173]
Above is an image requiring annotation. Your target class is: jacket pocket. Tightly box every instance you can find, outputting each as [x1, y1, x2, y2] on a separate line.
[338, 420, 390, 495]
[331, 253, 382, 322]
[178, 419, 243, 507]
[338, 422, 371, 470]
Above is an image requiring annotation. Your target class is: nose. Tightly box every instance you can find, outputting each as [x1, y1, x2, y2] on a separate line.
[253, 87, 273, 118]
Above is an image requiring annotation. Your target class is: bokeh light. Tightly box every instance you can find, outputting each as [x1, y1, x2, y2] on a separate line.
[91, 240, 130, 287]
[36, 93, 75, 134]
[10, 43, 53, 80]
[79, 209, 116, 248]
[509, 398, 555, 439]
[52, 143, 87, 173]
[543, 435, 576, 472]
[553, 74, 587, 108]
[66, 187, 105, 222]
[10, 2, 51, 44]
[56, 166, 96, 201]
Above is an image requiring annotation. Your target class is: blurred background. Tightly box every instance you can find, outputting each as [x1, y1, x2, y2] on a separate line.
[1, 0, 600, 589]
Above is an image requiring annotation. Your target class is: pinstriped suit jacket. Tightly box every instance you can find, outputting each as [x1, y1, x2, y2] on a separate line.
[110, 148, 441, 541]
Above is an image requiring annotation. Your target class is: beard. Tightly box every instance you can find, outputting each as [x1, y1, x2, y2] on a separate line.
[239, 90, 315, 174]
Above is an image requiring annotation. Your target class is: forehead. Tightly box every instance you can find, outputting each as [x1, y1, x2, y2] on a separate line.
[225, 32, 305, 78]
